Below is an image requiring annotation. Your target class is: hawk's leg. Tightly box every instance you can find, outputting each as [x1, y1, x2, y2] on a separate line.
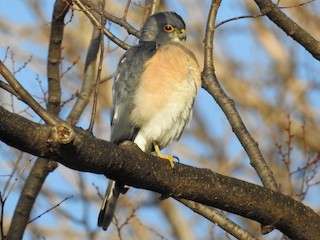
[153, 141, 175, 168]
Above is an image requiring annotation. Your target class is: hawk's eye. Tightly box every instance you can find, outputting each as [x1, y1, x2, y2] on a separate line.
[163, 24, 174, 32]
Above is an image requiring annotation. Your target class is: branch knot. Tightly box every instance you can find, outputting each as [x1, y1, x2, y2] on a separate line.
[48, 123, 75, 144]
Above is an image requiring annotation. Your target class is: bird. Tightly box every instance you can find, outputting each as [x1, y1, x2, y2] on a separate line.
[97, 11, 201, 230]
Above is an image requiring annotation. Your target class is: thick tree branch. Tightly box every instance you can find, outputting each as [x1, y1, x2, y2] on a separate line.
[0, 106, 319, 240]
[253, 0, 320, 61]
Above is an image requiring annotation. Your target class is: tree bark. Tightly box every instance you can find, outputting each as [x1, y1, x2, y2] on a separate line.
[0, 106, 319, 240]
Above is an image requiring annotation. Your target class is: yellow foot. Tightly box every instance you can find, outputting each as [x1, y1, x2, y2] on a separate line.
[153, 142, 175, 168]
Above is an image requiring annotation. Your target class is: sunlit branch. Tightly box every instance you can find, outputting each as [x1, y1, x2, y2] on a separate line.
[73, 0, 131, 50]
[202, 0, 278, 192]
[0, 61, 59, 126]
[80, 0, 140, 38]
[177, 198, 258, 240]
[253, 0, 320, 61]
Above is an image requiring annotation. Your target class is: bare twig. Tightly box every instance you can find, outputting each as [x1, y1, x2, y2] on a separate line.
[13, 55, 33, 74]
[28, 195, 73, 224]
[122, 0, 131, 20]
[177, 198, 258, 240]
[215, 14, 263, 29]
[279, 0, 317, 9]
[6, 158, 58, 240]
[88, 0, 106, 132]
[60, 56, 80, 79]
[3, 157, 33, 202]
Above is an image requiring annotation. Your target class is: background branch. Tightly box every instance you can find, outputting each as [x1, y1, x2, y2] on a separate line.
[67, 8, 102, 123]
[0, 61, 59, 126]
[202, 0, 278, 192]
[73, 0, 131, 50]
[176, 198, 258, 240]
[253, 0, 320, 60]
[5, 1, 69, 239]
[81, 0, 140, 38]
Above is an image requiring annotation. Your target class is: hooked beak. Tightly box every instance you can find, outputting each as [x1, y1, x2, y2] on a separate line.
[179, 28, 187, 42]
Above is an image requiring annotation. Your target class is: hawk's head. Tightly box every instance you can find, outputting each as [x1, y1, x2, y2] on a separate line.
[140, 11, 186, 44]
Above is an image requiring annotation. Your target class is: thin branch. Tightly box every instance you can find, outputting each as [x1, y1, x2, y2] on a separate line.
[88, 0, 106, 131]
[215, 14, 263, 29]
[122, 0, 131, 20]
[3, 157, 33, 202]
[13, 55, 33, 75]
[0, 80, 20, 99]
[176, 198, 258, 240]
[144, 0, 160, 16]
[67, 1, 105, 123]
[80, 0, 140, 38]
[6, 158, 58, 240]
[202, 1, 278, 234]
[278, 0, 318, 9]
[0, 192, 4, 240]
[0, 61, 59, 125]
[73, 0, 131, 50]
[202, 1, 278, 192]
[28, 195, 73, 224]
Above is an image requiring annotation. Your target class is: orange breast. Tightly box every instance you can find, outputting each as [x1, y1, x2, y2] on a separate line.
[130, 42, 201, 126]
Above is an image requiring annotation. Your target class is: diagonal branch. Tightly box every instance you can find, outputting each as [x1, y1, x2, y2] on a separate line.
[202, 1, 279, 234]
[0, 61, 59, 126]
[176, 198, 258, 240]
[73, 0, 131, 50]
[80, 0, 140, 38]
[253, 0, 320, 61]
[202, 0, 278, 192]
[0, 106, 319, 240]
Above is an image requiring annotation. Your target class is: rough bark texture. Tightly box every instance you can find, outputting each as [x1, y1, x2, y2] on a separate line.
[0, 106, 319, 240]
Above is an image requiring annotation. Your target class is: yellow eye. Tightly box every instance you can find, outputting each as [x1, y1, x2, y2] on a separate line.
[163, 24, 174, 32]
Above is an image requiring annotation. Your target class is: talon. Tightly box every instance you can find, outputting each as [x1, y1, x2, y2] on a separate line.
[153, 142, 175, 168]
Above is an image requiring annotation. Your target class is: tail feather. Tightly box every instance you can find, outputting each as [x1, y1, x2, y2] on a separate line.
[98, 180, 126, 230]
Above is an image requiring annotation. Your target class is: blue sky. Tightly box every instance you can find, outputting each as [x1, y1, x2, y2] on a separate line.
[1, 1, 320, 239]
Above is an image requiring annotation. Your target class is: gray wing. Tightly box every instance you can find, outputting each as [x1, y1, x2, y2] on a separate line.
[110, 41, 157, 144]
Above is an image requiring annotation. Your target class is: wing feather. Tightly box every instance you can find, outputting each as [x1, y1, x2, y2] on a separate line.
[110, 42, 157, 144]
